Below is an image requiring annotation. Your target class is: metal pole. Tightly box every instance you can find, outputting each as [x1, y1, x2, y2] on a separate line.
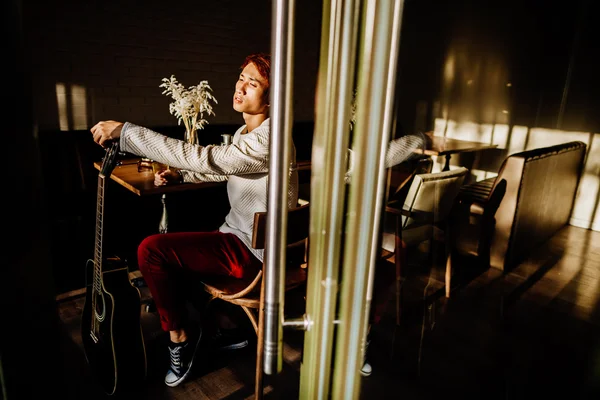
[363, 0, 406, 369]
[299, 0, 361, 397]
[264, 0, 296, 376]
[331, 0, 404, 398]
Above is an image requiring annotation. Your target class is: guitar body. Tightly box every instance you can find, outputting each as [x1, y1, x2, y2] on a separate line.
[81, 258, 147, 395]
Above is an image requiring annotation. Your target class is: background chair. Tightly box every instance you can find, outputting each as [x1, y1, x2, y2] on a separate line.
[444, 178, 507, 296]
[386, 156, 434, 205]
[380, 167, 468, 327]
[451, 141, 586, 272]
[378, 157, 433, 265]
[199, 203, 310, 400]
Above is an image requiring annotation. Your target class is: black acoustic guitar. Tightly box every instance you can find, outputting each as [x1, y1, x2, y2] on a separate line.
[81, 141, 147, 395]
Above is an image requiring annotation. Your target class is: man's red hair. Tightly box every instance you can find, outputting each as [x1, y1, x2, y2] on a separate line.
[241, 53, 271, 94]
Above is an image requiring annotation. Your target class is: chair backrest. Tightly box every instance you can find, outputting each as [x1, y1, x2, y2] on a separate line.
[387, 156, 434, 203]
[251, 203, 310, 267]
[487, 141, 586, 270]
[251, 203, 310, 249]
[402, 167, 468, 229]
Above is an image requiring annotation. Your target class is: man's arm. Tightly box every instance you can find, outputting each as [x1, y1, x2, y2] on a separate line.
[180, 170, 229, 183]
[119, 122, 270, 176]
[344, 133, 427, 183]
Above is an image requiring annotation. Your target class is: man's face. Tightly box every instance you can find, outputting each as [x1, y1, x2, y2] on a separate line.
[233, 62, 269, 115]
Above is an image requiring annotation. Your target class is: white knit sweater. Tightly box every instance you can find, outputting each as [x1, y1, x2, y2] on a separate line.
[120, 118, 299, 262]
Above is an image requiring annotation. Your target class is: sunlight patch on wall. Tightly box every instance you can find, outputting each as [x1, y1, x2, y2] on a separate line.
[432, 118, 599, 231]
[56, 83, 68, 131]
[506, 125, 528, 155]
[571, 133, 600, 231]
[433, 119, 518, 152]
[528, 128, 590, 149]
[71, 85, 88, 130]
[572, 171, 600, 230]
[55, 83, 88, 131]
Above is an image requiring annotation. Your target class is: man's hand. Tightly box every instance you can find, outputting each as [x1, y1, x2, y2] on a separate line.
[91, 120, 124, 147]
[154, 169, 182, 186]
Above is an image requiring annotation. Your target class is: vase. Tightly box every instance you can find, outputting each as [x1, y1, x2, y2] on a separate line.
[185, 128, 197, 145]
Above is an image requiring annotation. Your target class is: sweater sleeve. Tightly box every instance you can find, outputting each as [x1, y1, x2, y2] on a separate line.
[119, 122, 270, 176]
[344, 134, 426, 183]
[179, 170, 228, 183]
[384, 133, 426, 167]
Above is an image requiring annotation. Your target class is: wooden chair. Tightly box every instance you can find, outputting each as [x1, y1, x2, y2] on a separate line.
[444, 178, 507, 294]
[380, 167, 468, 364]
[199, 203, 310, 400]
[379, 157, 434, 267]
[376, 157, 433, 325]
[380, 167, 468, 325]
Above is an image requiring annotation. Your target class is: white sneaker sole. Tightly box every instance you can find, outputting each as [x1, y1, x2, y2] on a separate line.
[218, 340, 249, 351]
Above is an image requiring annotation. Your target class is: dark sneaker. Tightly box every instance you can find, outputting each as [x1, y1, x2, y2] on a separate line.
[211, 328, 249, 352]
[164, 327, 202, 387]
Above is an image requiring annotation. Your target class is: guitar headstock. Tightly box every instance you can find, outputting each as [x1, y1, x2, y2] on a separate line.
[100, 141, 120, 178]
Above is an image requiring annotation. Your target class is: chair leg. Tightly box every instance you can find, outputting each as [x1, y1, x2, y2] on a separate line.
[255, 279, 266, 400]
[391, 217, 405, 360]
[394, 215, 404, 327]
[395, 250, 402, 327]
[241, 306, 259, 333]
[445, 251, 452, 298]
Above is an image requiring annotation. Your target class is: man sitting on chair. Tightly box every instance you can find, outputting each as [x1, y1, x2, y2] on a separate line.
[91, 52, 429, 387]
[92, 53, 287, 387]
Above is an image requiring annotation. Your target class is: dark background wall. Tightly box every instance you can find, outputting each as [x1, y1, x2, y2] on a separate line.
[17, 0, 598, 295]
[395, 0, 598, 136]
[23, 0, 322, 129]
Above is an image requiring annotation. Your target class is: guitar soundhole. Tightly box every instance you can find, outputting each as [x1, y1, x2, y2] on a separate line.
[94, 292, 106, 322]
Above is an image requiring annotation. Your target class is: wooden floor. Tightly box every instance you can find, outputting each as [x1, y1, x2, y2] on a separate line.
[55, 225, 600, 399]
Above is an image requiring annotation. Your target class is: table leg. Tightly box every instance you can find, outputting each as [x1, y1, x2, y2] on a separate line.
[159, 194, 168, 233]
[443, 154, 451, 171]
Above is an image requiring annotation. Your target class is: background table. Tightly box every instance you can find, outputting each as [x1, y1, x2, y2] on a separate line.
[417, 135, 498, 171]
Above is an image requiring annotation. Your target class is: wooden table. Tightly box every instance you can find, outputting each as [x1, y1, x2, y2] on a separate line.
[93, 158, 225, 196]
[417, 135, 498, 171]
[94, 158, 225, 233]
[96, 159, 312, 194]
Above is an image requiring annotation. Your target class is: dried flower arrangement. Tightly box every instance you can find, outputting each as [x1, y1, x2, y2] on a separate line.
[160, 75, 218, 144]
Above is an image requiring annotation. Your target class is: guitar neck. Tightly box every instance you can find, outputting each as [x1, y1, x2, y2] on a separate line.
[93, 175, 106, 291]
[92, 141, 120, 291]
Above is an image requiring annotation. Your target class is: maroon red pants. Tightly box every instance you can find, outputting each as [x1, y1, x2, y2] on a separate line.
[137, 231, 262, 332]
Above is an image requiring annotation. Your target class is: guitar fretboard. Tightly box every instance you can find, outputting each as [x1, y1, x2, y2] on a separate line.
[93, 175, 106, 293]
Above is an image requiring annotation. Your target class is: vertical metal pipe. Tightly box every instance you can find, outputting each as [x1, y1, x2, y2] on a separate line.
[331, 0, 404, 398]
[299, 0, 360, 397]
[363, 0, 406, 367]
[264, 0, 295, 376]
